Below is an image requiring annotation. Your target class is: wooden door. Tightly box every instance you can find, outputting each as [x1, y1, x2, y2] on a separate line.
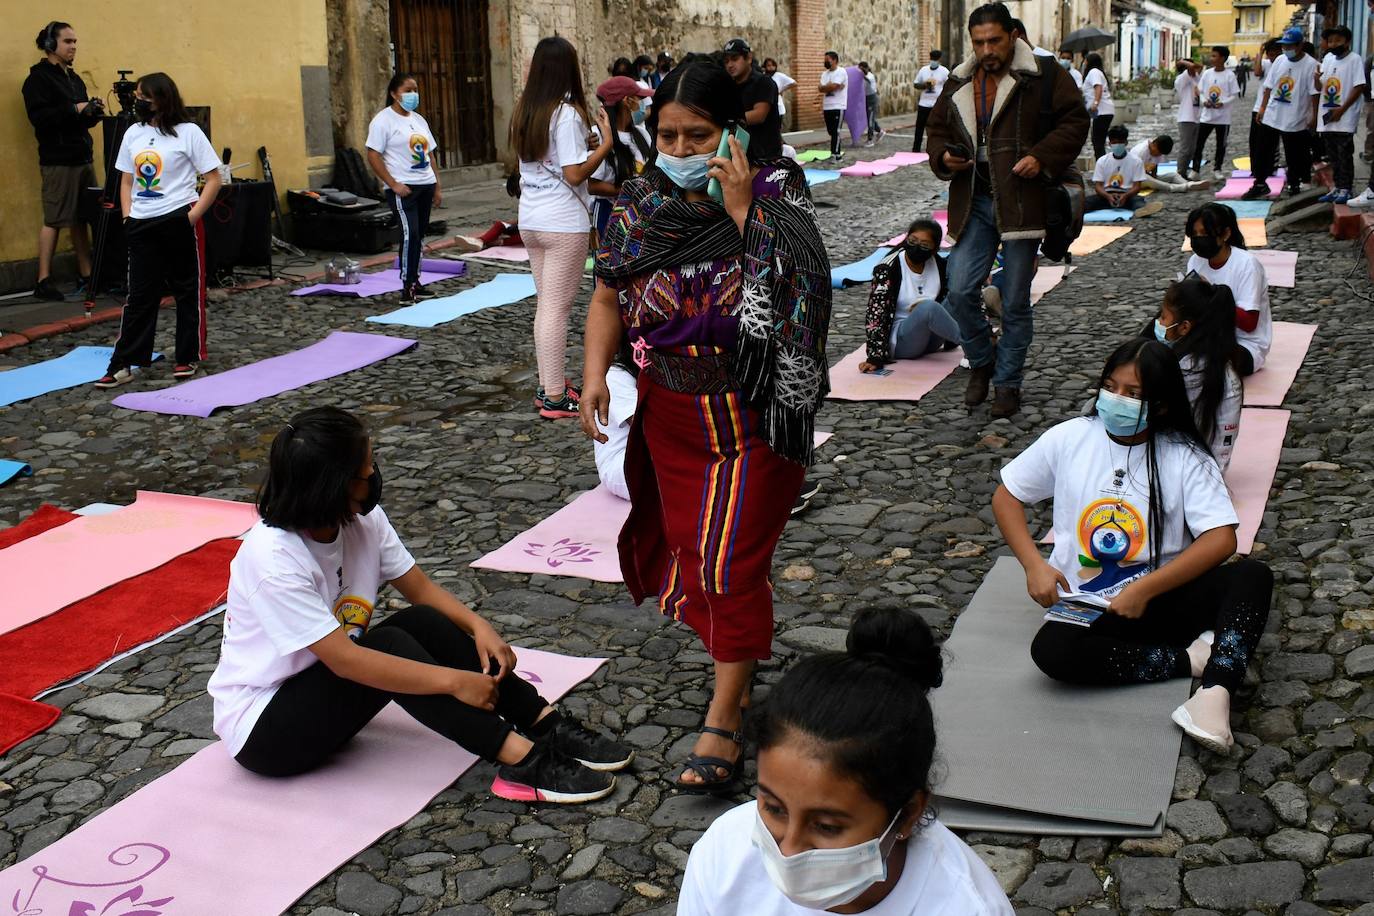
[390, 0, 497, 167]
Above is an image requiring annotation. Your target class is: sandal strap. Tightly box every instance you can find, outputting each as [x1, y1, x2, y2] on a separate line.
[678, 754, 738, 784]
[701, 725, 744, 744]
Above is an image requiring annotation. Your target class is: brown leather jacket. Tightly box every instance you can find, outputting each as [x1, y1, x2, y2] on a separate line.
[926, 40, 1089, 243]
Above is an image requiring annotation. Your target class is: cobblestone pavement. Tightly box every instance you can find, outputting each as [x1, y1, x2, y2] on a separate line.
[1, 98, 1373, 916]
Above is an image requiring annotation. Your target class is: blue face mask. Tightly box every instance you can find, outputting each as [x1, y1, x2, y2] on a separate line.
[400, 91, 420, 111]
[1096, 389, 1149, 438]
[632, 108, 646, 125]
[1154, 319, 1178, 345]
[656, 150, 713, 190]
[1284, 49, 1301, 61]
[1111, 144, 1128, 157]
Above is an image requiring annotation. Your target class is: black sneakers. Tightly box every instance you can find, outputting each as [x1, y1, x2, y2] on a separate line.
[529, 710, 634, 771]
[32, 278, 65, 301]
[491, 742, 616, 805]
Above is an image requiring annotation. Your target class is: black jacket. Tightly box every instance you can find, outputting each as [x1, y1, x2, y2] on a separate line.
[22, 60, 100, 166]
[864, 248, 949, 364]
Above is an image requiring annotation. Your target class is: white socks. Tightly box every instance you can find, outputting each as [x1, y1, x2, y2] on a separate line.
[1172, 685, 1233, 753]
[1186, 630, 1215, 678]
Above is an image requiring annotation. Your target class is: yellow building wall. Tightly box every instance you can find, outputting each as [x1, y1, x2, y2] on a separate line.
[1194, 0, 1239, 50]
[0, 0, 331, 268]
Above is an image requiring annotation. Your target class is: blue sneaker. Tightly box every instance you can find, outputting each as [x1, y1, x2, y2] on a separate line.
[1318, 190, 1337, 203]
[1333, 190, 1352, 205]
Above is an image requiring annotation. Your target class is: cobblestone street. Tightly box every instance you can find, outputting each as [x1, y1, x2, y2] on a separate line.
[2, 97, 1373, 915]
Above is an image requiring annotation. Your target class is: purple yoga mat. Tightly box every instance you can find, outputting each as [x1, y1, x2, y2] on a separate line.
[844, 67, 867, 145]
[292, 270, 446, 298]
[392, 256, 468, 275]
[112, 331, 417, 417]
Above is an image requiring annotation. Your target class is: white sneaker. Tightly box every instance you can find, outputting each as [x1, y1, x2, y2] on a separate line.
[1171, 701, 1233, 754]
[1346, 188, 1374, 209]
[93, 367, 135, 389]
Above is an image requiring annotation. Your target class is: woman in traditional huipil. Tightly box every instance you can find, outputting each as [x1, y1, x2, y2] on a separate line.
[579, 61, 832, 793]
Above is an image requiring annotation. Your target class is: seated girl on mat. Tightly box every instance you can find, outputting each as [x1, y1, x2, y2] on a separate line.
[992, 339, 1272, 753]
[208, 407, 631, 803]
[679, 607, 1012, 914]
[1144, 276, 1243, 472]
[859, 218, 960, 372]
[1184, 202, 1271, 376]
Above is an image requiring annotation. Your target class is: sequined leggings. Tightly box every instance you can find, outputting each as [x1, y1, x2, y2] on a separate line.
[1030, 559, 1272, 693]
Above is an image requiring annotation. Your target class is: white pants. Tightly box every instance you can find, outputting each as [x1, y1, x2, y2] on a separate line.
[592, 364, 640, 500]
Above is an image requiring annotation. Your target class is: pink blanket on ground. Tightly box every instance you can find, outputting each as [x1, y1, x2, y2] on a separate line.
[1244, 322, 1317, 407]
[0, 649, 604, 916]
[0, 492, 257, 638]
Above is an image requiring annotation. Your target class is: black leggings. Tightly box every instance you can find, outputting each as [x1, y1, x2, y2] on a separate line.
[824, 110, 844, 157]
[108, 206, 206, 371]
[1090, 114, 1113, 159]
[1031, 559, 1273, 694]
[387, 183, 435, 288]
[236, 605, 547, 777]
[913, 105, 933, 152]
[1191, 124, 1230, 175]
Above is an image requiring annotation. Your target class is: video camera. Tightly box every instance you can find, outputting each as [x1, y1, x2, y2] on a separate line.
[112, 69, 136, 114]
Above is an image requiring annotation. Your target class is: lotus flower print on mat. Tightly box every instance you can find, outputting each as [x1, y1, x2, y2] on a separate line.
[522, 537, 602, 569]
[9, 842, 173, 916]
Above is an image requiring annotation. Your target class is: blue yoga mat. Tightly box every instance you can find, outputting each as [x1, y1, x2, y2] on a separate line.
[1084, 208, 1135, 223]
[831, 247, 894, 288]
[1219, 199, 1273, 219]
[804, 169, 842, 186]
[367, 274, 537, 328]
[0, 460, 32, 487]
[0, 347, 161, 408]
[1157, 160, 1205, 176]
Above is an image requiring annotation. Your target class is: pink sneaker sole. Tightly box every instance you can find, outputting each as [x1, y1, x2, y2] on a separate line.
[489, 775, 615, 804]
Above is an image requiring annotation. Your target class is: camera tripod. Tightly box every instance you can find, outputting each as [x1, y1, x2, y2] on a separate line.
[83, 70, 137, 316]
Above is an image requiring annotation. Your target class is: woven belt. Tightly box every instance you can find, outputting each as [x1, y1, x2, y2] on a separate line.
[642, 348, 736, 395]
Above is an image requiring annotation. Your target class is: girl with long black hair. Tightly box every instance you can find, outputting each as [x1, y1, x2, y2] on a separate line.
[94, 72, 221, 388]
[588, 76, 654, 239]
[208, 407, 631, 803]
[1146, 277, 1243, 471]
[1082, 52, 1115, 158]
[993, 339, 1272, 753]
[680, 608, 1012, 913]
[511, 37, 614, 419]
[1184, 202, 1271, 376]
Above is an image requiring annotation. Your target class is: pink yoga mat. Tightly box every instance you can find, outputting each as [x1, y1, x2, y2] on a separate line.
[0, 649, 603, 916]
[840, 161, 900, 177]
[1244, 321, 1317, 407]
[472, 485, 629, 582]
[0, 492, 256, 638]
[113, 331, 417, 417]
[1030, 265, 1074, 303]
[882, 152, 929, 166]
[467, 245, 531, 262]
[293, 270, 449, 298]
[1229, 408, 1290, 554]
[1216, 176, 1283, 199]
[827, 345, 963, 401]
[1253, 249, 1297, 288]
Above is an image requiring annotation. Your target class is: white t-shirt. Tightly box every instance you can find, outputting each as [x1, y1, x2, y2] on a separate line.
[1198, 68, 1241, 124]
[1253, 58, 1272, 113]
[1261, 55, 1319, 132]
[1130, 140, 1167, 171]
[1092, 151, 1147, 192]
[518, 102, 592, 234]
[1001, 417, 1237, 599]
[1069, 67, 1084, 90]
[821, 66, 848, 111]
[1180, 353, 1243, 472]
[1083, 69, 1114, 116]
[117, 122, 220, 220]
[593, 363, 639, 500]
[865, 72, 879, 96]
[365, 107, 439, 187]
[590, 125, 653, 197]
[208, 509, 416, 756]
[772, 71, 797, 116]
[1186, 247, 1272, 369]
[916, 64, 950, 108]
[1175, 71, 1200, 123]
[679, 802, 1014, 916]
[891, 256, 941, 349]
[1318, 52, 1366, 133]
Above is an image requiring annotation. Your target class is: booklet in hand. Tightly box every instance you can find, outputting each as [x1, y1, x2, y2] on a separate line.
[1042, 590, 1110, 627]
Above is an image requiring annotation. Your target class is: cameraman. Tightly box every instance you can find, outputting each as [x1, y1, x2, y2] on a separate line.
[22, 20, 102, 301]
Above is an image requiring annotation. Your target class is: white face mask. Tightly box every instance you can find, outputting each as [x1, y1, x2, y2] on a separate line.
[751, 805, 904, 910]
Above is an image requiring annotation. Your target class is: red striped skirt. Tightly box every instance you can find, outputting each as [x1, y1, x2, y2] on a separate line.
[618, 368, 805, 662]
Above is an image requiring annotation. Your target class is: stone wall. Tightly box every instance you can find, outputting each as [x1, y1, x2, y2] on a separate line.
[325, 0, 394, 160]
[824, 0, 932, 119]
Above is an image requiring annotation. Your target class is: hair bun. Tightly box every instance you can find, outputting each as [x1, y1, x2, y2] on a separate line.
[846, 607, 944, 691]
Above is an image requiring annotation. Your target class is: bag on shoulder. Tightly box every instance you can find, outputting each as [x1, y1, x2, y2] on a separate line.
[1035, 59, 1085, 262]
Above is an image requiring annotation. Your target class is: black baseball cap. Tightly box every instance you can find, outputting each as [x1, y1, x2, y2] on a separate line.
[723, 38, 752, 56]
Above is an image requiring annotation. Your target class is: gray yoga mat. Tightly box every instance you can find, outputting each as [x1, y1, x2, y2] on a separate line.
[931, 555, 1187, 837]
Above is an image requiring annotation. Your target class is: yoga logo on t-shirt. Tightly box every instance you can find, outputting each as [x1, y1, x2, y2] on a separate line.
[333, 595, 375, 639]
[1108, 171, 1126, 191]
[134, 150, 164, 198]
[1273, 75, 1296, 104]
[1322, 77, 1343, 108]
[1077, 498, 1147, 594]
[409, 133, 430, 169]
[1206, 84, 1222, 106]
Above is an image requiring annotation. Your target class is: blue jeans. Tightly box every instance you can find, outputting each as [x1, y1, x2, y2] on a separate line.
[891, 298, 960, 359]
[944, 193, 1039, 389]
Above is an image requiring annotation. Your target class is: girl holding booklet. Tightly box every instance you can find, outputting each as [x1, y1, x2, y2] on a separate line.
[991, 338, 1272, 753]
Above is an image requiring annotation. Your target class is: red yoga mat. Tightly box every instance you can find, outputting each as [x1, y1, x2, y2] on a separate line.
[0, 505, 238, 757]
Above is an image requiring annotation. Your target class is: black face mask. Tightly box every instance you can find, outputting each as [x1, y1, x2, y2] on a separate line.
[357, 462, 382, 516]
[1333, 45, 1349, 58]
[133, 97, 153, 121]
[904, 241, 934, 263]
[1189, 235, 1222, 259]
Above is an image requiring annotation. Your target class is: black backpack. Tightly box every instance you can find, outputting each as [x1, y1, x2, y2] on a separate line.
[1035, 59, 1086, 262]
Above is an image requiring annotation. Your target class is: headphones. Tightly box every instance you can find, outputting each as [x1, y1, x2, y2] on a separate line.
[41, 21, 61, 53]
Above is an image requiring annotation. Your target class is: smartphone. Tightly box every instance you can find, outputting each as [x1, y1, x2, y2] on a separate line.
[946, 143, 971, 160]
[707, 123, 752, 202]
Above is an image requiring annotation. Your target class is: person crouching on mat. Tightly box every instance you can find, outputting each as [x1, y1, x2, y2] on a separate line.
[991, 339, 1272, 753]
[679, 607, 1013, 914]
[208, 407, 631, 803]
[858, 218, 959, 373]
